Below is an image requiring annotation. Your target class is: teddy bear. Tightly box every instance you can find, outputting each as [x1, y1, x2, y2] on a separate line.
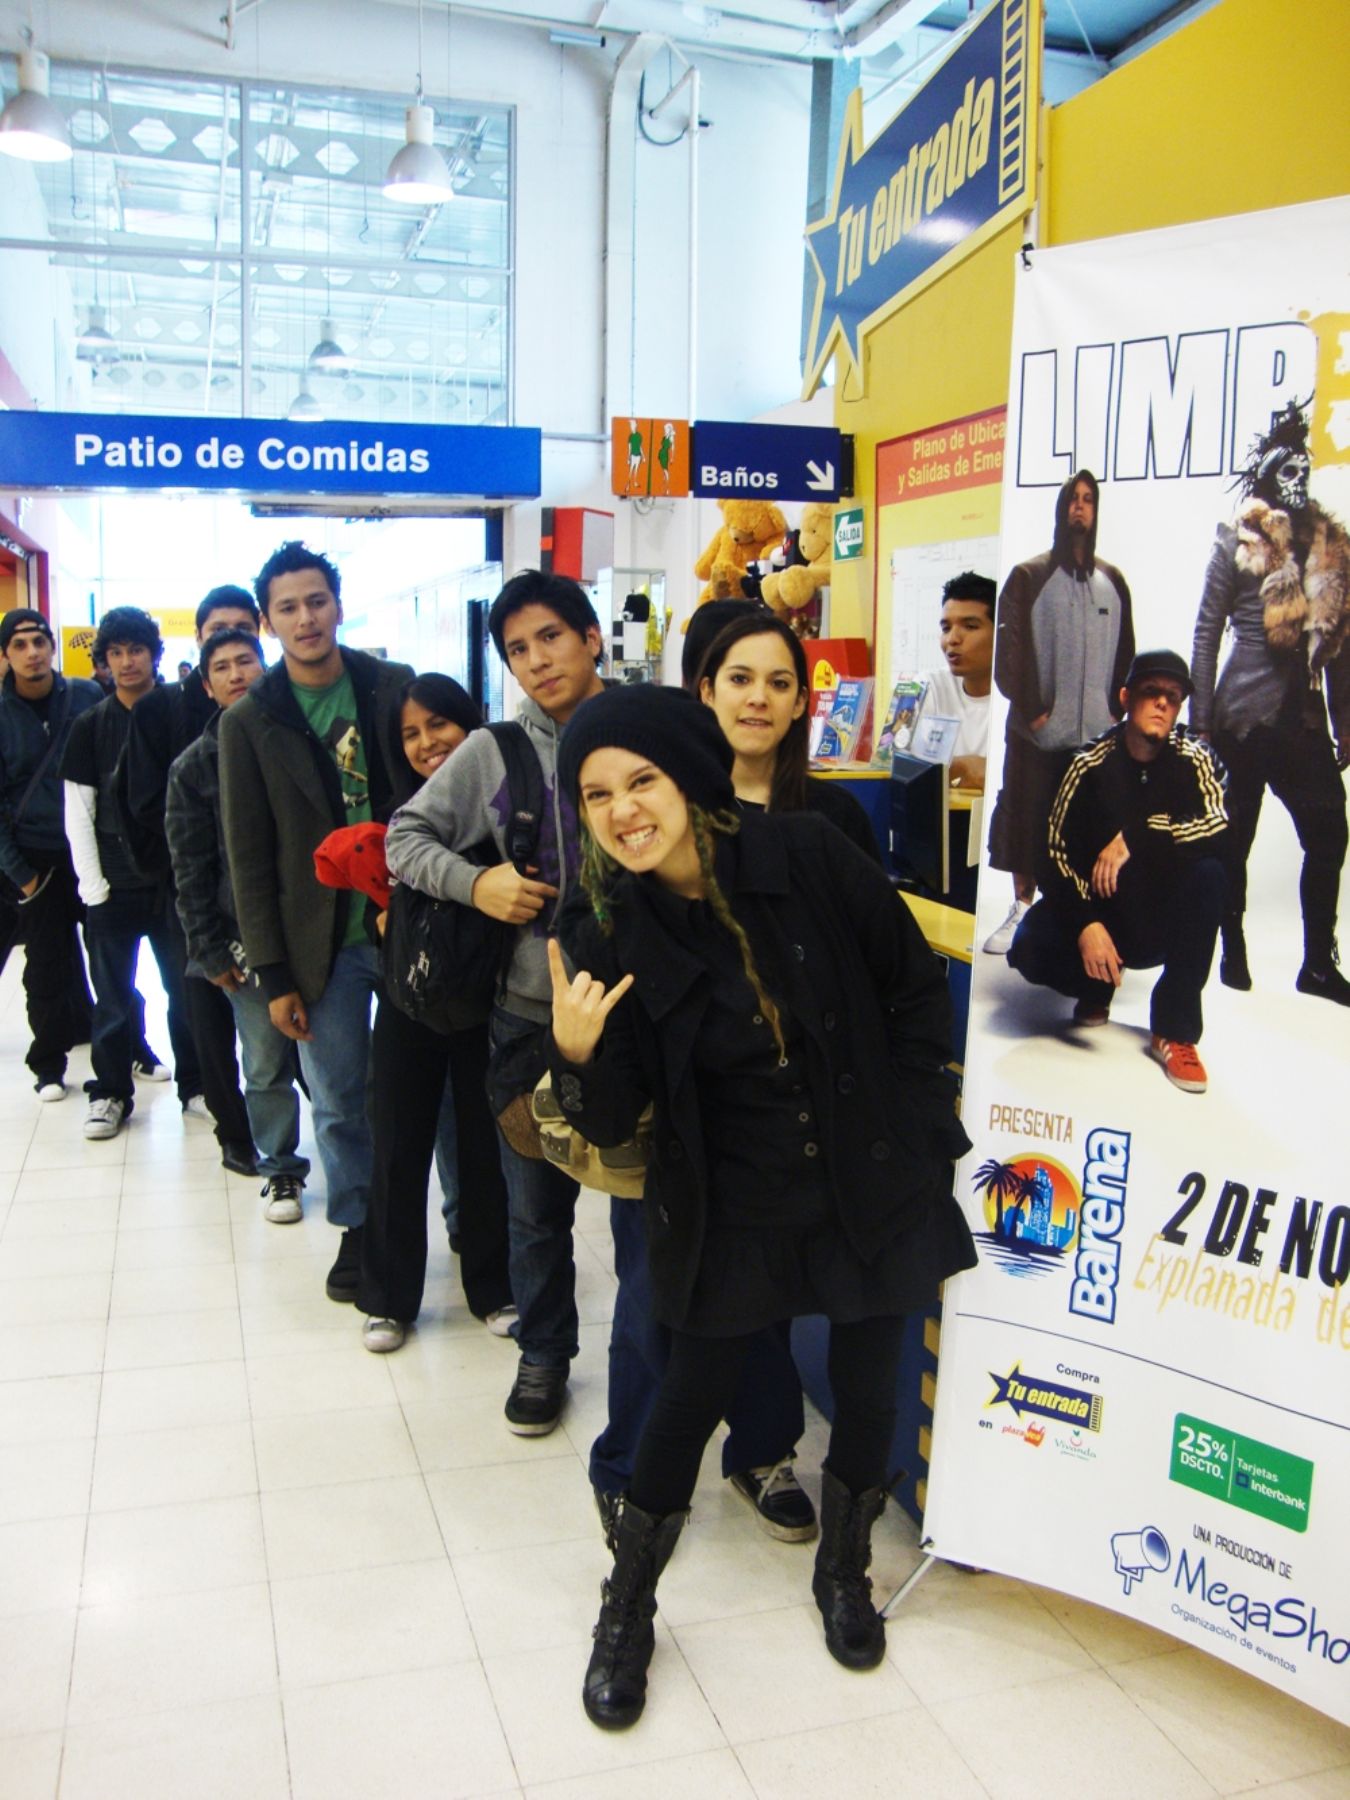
[759, 500, 832, 638]
[692, 497, 788, 608]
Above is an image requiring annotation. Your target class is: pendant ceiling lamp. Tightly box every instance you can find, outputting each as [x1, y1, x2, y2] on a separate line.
[308, 316, 351, 373]
[76, 303, 117, 365]
[287, 375, 323, 422]
[0, 42, 72, 163]
[383, 0, 454, 205]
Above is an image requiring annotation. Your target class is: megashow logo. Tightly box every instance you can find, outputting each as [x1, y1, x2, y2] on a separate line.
[1109, 1527, 1349, 1669]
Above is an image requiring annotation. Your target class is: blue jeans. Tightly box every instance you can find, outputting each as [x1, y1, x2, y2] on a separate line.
[590, 1196, 806, 1494]
[296, 943, 378, 1228]
[85, 885, 199, 1105]
[491, 1006, 578, 1369]
[228, 979, 309, 1182]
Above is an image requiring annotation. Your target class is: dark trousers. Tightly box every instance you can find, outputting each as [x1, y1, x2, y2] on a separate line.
[184, 974, 252, 1147]
[1215, 724, 1348, 966]
[590, 1196, 806, 1494]
[988, 731, 1077, 881]
[358, 996, 512, 1325]
[630, 1315, 907, 1515]
[11, 848, 93, 1085]
[84, 885, 200, 1105]
[1008, 855, 1225, 1043]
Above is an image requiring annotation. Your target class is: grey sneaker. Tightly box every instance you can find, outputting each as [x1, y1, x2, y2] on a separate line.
[728, 1459, 819, 1542]
[485, 1305, 518, 1338]
[261, 1176, 304, 1224]
[83, 1096, 126, 1140]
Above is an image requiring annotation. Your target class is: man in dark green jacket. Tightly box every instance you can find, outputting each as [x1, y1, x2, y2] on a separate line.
[219, 542, 413, 1300]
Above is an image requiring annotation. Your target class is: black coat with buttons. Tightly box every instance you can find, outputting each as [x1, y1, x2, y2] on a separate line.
[552, 808, 973, 1331]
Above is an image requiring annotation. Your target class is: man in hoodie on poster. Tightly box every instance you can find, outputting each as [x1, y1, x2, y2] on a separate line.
[385, 571, 604, 1438]
[983, 470, 1135, 953]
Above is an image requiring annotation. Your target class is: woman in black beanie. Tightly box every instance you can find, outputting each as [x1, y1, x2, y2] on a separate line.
[549, 685, 976, 1729]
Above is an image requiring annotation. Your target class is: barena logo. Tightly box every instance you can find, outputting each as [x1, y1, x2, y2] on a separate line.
[1071, 1126, 1132, 1324]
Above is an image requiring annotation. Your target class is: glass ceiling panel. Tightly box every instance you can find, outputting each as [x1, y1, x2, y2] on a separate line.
[0, 58, 512, 425]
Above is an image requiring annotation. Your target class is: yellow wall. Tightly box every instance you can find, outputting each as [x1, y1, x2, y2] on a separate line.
[832, 0, 1350, 643]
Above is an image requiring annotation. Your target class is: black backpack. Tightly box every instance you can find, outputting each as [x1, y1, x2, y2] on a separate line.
[382, 721, 545, 1034]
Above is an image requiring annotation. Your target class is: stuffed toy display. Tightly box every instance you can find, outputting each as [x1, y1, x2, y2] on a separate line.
[759, 500, 832, 638]
[692, 497, 789, 608]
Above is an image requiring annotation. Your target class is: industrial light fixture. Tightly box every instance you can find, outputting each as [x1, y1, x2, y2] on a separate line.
[76, 303, 117, 365]
[287, 374, 323, 422]
[383, 0, 454, 205]
[0, 41, 72, 163]
[308, 316, 351, 373]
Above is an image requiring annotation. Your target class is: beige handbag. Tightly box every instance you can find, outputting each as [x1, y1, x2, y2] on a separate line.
[530, 1072, 653, 1199]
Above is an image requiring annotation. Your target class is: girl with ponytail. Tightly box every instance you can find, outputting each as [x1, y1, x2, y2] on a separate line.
[550, 684, 976, 1731]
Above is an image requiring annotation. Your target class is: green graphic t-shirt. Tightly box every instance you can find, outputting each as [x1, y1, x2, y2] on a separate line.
[292, 670, 372, 949]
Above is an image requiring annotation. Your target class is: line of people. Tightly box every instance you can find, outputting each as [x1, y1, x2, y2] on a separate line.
[0, 553, 976, 1732]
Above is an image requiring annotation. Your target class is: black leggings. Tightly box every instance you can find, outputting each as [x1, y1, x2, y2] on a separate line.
[629, 1315, 906, 1515]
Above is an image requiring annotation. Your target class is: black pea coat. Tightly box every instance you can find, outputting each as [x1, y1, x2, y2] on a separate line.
[552, 808, 973, 1330]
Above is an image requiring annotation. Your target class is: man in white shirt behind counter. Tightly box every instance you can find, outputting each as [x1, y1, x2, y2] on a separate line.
[916, 571, 995, 791]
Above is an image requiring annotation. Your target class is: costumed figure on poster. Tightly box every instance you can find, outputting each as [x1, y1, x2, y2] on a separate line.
[1007, 650, 1227, 1093]
[983, 470, 1135, 953]
[1189, 399, 1350, 1004]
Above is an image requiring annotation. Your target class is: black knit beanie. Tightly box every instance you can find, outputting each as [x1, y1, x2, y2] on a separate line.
[0, 607, 54, 652]
[559, 683, 735, 813]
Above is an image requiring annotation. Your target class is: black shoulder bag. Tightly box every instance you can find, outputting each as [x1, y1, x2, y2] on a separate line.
[382, 721, 544, 1035]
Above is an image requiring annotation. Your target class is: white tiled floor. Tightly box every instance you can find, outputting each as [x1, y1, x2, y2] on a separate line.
[1, 953, 1348, 1800]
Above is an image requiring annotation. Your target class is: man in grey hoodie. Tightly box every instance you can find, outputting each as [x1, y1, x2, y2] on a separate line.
[385, 571, 605, 1435]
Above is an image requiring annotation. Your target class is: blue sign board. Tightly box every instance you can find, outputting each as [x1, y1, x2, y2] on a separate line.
[0, 411, 541, 499]
[802, 0, 1039, 396]
[691, 420, 846, 502]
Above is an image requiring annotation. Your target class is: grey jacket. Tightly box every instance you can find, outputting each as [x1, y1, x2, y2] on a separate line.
[1190, 523, 1350, 741]
[994, 551, 1134, 750]
[385, 696, 579, 1025]
[219, 648, 414, 1004]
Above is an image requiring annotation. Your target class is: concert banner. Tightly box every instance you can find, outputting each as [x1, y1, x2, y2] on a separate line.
[924, 196, 1350, 1725]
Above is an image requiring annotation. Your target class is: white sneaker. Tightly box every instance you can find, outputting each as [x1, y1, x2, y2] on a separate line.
[83, 1096, 126, 1140]
[982, 899, 1029, 955]
[362, 1317, 407, 1354]
[485, 1305, 519, 1339]
[181, 1094, 213, 1123]
[36, 1081, 66, 1103]
[134, 1057, 172, 1082]
[261, 1176, 304, 1224]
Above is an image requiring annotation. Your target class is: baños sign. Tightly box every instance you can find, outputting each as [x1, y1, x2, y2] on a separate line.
[802, 0, 1040, 397]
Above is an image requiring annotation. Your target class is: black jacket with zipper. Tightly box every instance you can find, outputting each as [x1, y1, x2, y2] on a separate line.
[551, 808, 975, 1330]
[218, 647, 413, 1004]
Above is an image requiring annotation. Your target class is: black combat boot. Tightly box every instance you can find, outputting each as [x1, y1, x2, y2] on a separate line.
[812, 1465, 887, 1671]
[582, 1500, 686, 1729]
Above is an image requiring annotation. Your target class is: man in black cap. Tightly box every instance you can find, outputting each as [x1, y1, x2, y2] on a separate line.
[1007, 650, 1228, 1093]
[0, 608, 103, 1099]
